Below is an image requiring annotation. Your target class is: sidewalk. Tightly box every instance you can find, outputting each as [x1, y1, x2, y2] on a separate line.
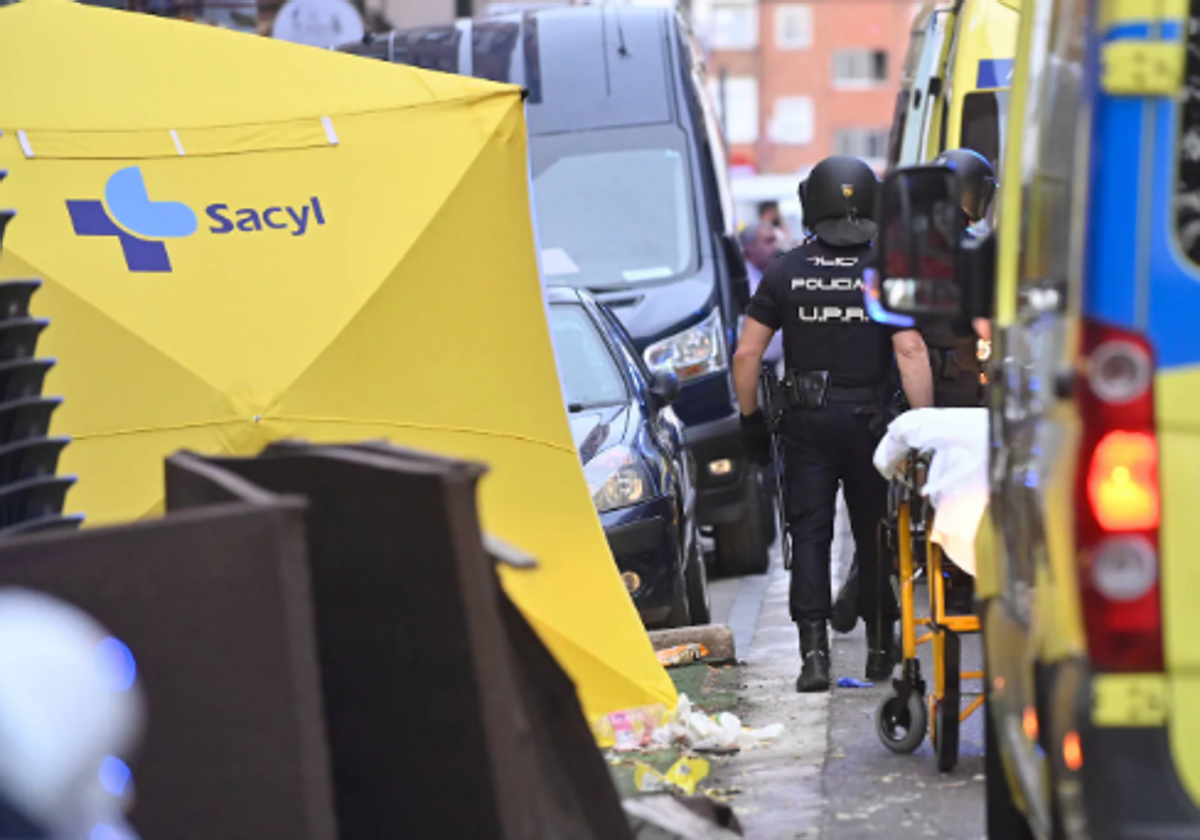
[704, 493, 853, 839]
[707, 492, 985, 839]
[651, 492, 984, 838]
[706, 554, 828, 839]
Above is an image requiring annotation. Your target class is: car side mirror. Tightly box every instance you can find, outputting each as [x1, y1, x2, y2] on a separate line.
[649, 371, 681, 408]
[721, 233, 752, 310]
[863, 164, 996, 327]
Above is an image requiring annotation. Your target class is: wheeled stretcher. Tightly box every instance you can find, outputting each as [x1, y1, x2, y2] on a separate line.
[874, 449, 984, 772]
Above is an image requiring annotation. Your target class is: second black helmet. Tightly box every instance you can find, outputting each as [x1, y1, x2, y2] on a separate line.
[798, 155, 880, 247]
[934, 148, 998, 223]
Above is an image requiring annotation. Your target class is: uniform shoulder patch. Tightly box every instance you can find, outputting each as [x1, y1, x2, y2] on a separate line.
[806, 255, 859, 267]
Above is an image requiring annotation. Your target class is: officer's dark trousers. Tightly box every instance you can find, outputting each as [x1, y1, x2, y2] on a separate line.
[783, 400, 897, 623]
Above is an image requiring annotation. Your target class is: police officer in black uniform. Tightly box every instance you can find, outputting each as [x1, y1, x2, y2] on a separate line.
[919, 148, 998, 407]
[733, 156, 934, 693]
[829, 148, 999, 628]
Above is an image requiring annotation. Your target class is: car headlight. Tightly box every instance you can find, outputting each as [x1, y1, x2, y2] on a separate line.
[643, 309, 727, 382]
[585, 446, 652, 513]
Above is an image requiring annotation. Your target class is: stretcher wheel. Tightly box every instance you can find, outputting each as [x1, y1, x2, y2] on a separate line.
[934, 698, 960, 772]
[876, 688, 927, 754]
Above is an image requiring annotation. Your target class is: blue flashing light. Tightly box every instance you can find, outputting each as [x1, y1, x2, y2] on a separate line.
[96, 637, 137, 692]
[99, 756, 132, 798]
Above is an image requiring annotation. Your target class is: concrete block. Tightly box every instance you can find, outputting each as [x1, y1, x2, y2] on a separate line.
[646, 624, 736, 662]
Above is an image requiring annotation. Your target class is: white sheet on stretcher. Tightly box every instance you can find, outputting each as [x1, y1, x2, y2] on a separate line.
[872, 408, 989, 577]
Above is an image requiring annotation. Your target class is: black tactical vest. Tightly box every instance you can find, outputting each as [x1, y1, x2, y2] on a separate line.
[769, 240, 895, 387]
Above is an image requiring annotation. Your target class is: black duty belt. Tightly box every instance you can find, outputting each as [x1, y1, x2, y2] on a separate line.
[777, 369, 881, 410]
[826, 385, 880, 402]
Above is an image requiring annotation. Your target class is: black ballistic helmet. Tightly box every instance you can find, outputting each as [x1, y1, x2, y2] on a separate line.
[798, 155, 880, 247]
[934, 148, 998, 222]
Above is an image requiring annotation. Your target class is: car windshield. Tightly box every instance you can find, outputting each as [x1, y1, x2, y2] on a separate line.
[531, 125, 697, 289]
[548, 304, 629, 409]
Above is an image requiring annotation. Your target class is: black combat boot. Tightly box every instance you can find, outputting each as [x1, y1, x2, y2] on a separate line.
[795, 620, 831, 693]
[865, 619, 897, 681]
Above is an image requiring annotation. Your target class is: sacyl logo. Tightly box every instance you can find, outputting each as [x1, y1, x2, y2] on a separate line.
[68, 166, 326, 274]
[206, 201, 324, 237]
[68, 167, 197, 273]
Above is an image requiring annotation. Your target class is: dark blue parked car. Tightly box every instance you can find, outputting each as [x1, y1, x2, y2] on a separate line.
[546, 287, 709, 628]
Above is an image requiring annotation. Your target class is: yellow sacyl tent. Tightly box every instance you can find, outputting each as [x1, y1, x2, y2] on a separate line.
[0, 0, 675, 722]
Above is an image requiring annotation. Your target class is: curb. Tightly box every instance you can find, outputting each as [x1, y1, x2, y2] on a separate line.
[647, 624, 737, 663]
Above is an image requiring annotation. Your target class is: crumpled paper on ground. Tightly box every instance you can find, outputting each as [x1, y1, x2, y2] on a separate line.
[650, 693, 784, 753]
[873, 407, 989, 576]
[596, 694, 783, 753]
[656, 643, 710, 668]
[593, 704, 667, 751]
[634, 756, 711, 795]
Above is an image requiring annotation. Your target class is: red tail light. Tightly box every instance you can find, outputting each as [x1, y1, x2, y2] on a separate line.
[1074, 319, 1163, 673]
[1086, 431, 1159, 531]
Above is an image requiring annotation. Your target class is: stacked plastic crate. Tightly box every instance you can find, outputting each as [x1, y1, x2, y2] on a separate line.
[0, 170, 82, 535]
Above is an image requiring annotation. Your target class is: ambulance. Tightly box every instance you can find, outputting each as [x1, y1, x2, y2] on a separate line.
[888, 0, 1021, 172]
[870, 0, 1200, 835]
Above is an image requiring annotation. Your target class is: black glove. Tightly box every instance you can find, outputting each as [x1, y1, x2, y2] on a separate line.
[854, 402, 891, 440]
[855, 385, 907, 439]
[740, 410, 772, 467]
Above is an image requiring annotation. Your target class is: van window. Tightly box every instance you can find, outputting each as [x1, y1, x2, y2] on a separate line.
[471, 20, 521, 86]
[887, 90, 910, 167]
[899, 24, 927, 87]
[960, 90, 1009, 172]
[1016, 0, 1086, 292]
[531, 126, 697, 289]
[382, 27, 462, 74]
[1178, 2, 1200, 264]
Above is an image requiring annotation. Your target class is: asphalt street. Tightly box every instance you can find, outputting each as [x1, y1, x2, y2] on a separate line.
[705, 492, 986, 839]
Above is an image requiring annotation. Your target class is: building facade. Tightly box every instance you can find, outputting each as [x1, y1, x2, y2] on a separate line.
[695, 0, 919, 176]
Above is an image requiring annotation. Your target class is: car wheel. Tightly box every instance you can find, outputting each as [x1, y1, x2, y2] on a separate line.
[714, 466, 771, 576]
[985, 695, 1036, 839]
[664, 559, 691, 629]
[684, 522, 711, 625]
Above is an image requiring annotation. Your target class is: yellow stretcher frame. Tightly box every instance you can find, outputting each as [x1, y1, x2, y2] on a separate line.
[875, 451, 983, 772]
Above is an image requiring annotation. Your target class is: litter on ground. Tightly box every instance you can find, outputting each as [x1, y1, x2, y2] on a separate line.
[634, 756, 712, 795]
[837, 677, 874, 688]
[656, 643, 710, 667]
[651, 693, 784, 752]
[595, 693, 784, 753]
[594, 704, 666, 751]
[664, 756, 710, 795]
